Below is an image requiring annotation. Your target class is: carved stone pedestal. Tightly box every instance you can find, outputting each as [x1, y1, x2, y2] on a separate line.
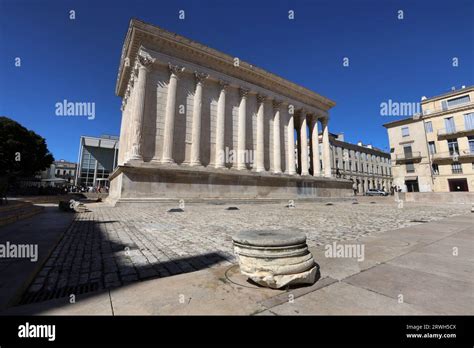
[232, 230, 318, 289]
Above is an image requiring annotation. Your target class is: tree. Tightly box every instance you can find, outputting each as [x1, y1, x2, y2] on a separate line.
[0, 116, 54, 178]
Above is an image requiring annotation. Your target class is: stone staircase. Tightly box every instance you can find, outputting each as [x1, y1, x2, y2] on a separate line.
[0, 201, 44, 227]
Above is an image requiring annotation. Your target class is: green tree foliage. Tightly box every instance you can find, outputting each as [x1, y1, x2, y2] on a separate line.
[0, 116, 54, 178]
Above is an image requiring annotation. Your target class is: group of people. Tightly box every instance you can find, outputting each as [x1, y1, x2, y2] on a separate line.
[68, 185, 109, 193]
[390, 185, 402, 195]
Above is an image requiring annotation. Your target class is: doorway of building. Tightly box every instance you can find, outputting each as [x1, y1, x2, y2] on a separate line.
[405, 179, 419, 192]
[448, 178, 468, 192]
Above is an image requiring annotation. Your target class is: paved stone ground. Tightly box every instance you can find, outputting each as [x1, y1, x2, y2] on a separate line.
[22, 199, 466, 302]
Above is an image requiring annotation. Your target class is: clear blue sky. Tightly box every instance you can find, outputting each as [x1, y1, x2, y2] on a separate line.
[1, 0, 473, 162]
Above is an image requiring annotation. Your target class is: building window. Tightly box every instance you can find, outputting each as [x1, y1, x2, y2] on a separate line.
[465, 113, 474, 131]
[432, 163, 439, 175]
[451, 163, 463, 174]
[444, 95, 471, 109]
[428, 141, 436, 155]
[355, 162, 358, 172]
[444, 117, 456, 133]
[468, 136, 474, 154]
[406, 162, 415, 173]
[447, 139, 459, 155]
[401, 127, 409, 137]
[424, 121, 433, 133]
[403, 145, 413, 159]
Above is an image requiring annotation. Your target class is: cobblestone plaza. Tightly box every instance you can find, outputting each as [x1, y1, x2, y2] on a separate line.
[25, 199, 465, 299]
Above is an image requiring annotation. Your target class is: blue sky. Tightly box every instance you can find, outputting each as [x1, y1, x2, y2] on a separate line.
[1, 0, 473, 162]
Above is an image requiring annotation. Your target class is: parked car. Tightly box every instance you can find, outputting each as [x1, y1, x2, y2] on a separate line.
[365, 189, 389, 196]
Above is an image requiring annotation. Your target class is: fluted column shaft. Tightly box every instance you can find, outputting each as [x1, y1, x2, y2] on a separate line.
[190, 72, 208, 166]
[130, 55, 154, 160]
[299, 111, 309, 176]
[322, 117, 332, 177]
[256, 95, 265, 172]
[237, 88, 248, 170]
[287, 110, 296, 175]
[311, 116, 321, 176]
[273, 101, 282, 174]
[215, 81, 228, 168]
[162, 64, 184, 163]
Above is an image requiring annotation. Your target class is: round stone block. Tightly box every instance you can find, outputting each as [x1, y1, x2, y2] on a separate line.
[232, 230, 318, 289]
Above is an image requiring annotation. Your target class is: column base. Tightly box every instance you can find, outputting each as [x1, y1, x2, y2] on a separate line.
[129, 155, 143, 161]
[161, 158, 175, 164]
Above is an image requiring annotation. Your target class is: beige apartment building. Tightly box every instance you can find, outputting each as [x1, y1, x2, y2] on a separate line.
[322, 133, 392, 194]
[384, 86, 474, 192]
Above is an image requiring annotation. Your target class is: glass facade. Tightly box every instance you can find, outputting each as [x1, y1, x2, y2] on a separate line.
[77, 137, 119, 187]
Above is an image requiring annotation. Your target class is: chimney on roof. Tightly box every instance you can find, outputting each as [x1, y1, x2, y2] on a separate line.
[357, 141, 363, 146]
[461, 85, 466, 89]
[336, 133, 344, 141]
[367, 144, 373, 149]
[421, 96, 427, 101]
[451, 86, 456, 91]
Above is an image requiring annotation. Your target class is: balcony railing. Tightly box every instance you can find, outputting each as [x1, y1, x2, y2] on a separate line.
[437, 123, 474, 138]
[395, 151, 422, 162]
[431, 150, 474, 162]
[423, 101, 474, 116]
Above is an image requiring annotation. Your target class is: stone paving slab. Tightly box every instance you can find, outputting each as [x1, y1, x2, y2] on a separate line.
[344, 263, 474, 315]
[265, 282, 432, 315]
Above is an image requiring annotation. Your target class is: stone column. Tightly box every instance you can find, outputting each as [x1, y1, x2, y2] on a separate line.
[215, 80, 228, 168]
[287, 107, 296, 175]
[129, 54, 155, 160]
[162, 64, 184, 164]
[256, 94, 266, 172]
[299, 110, 309, 176]
[272, 101, 282, 174]
[237, 88, 249, 170]
[311, 116, 321, 176]
[190, 71, 209, 166]
[321, 117, 332, 177]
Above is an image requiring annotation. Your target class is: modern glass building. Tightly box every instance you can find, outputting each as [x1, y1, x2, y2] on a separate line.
[75, 135, 119, 188]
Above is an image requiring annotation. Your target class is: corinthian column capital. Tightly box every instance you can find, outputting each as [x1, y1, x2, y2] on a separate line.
[168, 63, 185, 75]
[272, 100, 282, 109]
[256, 94, 267, 104]
[239, 88, 249, 98]
[219, 80, 230, 90]
[136, 52, 155, 69]
[194, 71, 209, 84]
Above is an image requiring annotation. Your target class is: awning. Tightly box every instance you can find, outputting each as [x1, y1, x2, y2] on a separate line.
[405, 176, 418, 181]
